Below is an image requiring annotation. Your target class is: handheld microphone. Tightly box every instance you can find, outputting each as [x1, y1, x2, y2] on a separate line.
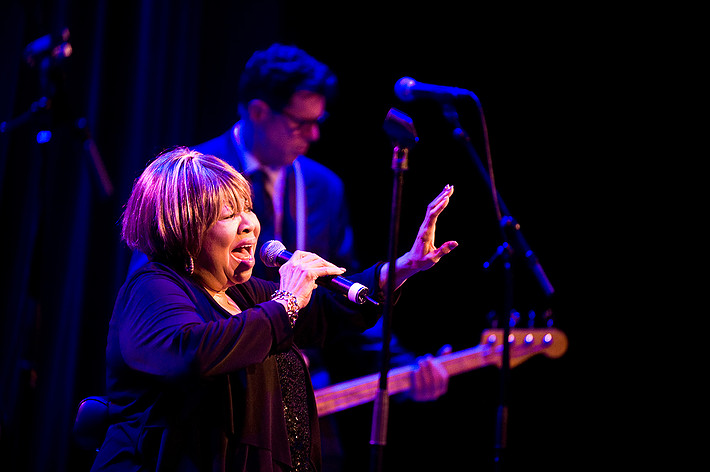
[394, 76, 479, 104]
[260, 240, 378, 305]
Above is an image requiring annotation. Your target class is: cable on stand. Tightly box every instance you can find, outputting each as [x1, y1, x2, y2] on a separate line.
[441, 98, 555, 470]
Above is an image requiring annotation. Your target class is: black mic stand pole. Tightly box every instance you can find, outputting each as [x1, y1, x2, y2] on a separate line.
[440, 103, 554, 470]
[370, 109, 418, 472]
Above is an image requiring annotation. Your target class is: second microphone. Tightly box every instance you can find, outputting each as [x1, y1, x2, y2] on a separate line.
[259, 240, 378, 305]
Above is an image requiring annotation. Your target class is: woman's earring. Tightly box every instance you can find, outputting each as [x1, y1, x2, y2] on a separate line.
[185, 255, 194, 275]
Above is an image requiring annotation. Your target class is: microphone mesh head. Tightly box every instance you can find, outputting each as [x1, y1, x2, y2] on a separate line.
[260, 240, 286, 267]
[394, 77, 416, 101]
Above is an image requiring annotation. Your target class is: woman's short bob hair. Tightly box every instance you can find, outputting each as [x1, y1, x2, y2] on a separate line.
[121, 147, 252, 266]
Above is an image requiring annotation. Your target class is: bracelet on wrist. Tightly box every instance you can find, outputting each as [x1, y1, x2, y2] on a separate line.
[271, 290, 300, 327]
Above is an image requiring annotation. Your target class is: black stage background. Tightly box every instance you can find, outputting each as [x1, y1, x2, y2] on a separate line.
[0, 1, 661, 470]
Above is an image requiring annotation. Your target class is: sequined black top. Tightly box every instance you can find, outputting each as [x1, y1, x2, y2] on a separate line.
[276, 348, 312, 471]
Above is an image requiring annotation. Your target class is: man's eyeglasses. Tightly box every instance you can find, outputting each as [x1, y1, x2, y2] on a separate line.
[279, 109, 329, 133]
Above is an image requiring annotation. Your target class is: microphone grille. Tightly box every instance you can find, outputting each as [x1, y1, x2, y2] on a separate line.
[394, 77, 416, 102]
[260, 240, 286, 267]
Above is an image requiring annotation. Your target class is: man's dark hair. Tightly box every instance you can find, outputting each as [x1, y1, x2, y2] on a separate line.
[238, 43, 338, 112]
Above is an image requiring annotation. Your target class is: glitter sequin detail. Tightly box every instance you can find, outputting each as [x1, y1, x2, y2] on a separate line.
[276, 349, 312, 471]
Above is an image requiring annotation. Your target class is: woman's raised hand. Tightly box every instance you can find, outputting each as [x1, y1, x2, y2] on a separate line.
[405, 184, 458, 272]
[380, 185, 458, 290]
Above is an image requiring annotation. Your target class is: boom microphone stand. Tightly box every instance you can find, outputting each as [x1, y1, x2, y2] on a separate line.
[1, 28, 113, 197]
[369, 108, 419, 472]
[440, 101, 554, 469]
[393, 75, 555, 467]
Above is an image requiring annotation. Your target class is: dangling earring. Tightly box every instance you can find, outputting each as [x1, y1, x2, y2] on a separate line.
[185, 255, 194, 275]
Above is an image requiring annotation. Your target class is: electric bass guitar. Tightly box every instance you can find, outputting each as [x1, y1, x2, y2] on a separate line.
[314, 328, 567, 417]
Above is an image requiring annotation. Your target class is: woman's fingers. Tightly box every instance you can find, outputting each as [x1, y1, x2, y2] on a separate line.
[421, 184, 453, 231]
[289, 250, 345, 278]
[278, 251, 346, 308]
[430, 240, 459, 263]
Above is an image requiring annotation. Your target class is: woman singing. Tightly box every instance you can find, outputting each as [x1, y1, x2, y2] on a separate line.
[91, 147, 456, 471]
